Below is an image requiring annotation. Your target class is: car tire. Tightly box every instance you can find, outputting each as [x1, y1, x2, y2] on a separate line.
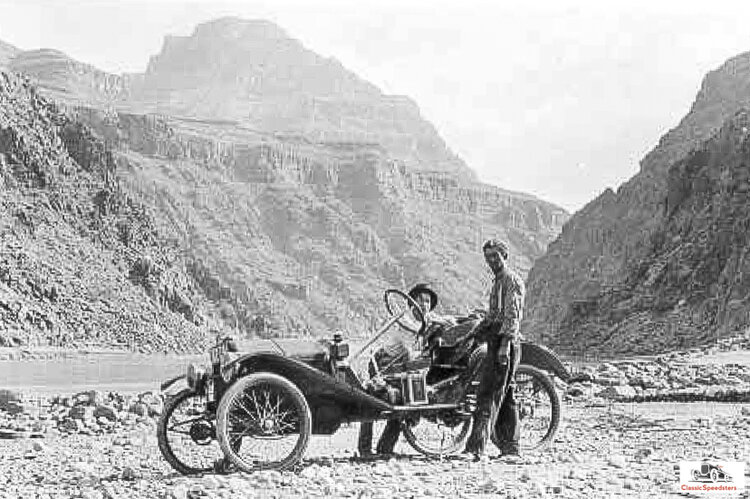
[157, 388, 219, 475]
[216, 373, 311, 473]
[711, 469, 719, 483]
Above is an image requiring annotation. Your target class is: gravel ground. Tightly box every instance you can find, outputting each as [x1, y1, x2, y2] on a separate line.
[1, 399, 749, 499]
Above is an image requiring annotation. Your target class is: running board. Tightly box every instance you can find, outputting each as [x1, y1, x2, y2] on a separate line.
[390, 403, 461, 412]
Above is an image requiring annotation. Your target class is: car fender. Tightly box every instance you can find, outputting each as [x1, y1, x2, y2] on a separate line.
[225, 353, 391, 416]
[520, 342, 571, 382]
[160, 374, 186, 392]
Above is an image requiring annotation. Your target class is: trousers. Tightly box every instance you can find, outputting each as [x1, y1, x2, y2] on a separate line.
[358, 419, 401, 455]
[464, 334, 521, 454]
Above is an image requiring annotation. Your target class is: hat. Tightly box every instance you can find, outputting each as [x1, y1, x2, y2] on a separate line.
[408, 283, 438, 311]
[482, 239, 509, 259]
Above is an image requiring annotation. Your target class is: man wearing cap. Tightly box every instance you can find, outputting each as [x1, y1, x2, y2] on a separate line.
[464, 239, 524, 459]
[358, 283, 454, 456]
[408, 283, 457, 338]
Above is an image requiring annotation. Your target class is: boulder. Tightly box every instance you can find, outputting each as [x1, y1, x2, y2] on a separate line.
[93, 405, 117, 421]
[566, 384, 587, 397]
[137, 391, 164, 417]
[595, 385, 637, 400]
[0, 389, 22, 411]
[69, 405, 95, 421]
[73, 390, 104, 406]
[128, 402, 149, 417]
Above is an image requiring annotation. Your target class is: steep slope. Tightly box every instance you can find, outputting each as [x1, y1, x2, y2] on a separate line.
[524, 52, 750, 356]
[68, 107, 564, 338]
[1, 18, 568, 344]
[0, 72, 208, 351]
[9, 49, 128, 108]
[125, 17, 469, 176]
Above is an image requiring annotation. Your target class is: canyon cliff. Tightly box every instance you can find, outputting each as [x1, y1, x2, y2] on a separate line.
[524, 52, 750, 356]
[0, 18, 566, 349]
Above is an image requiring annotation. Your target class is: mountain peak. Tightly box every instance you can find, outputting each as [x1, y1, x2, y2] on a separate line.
[144, 16, 316, 83]
[191, 17, 291, 42]
[691, 49, 750, 114]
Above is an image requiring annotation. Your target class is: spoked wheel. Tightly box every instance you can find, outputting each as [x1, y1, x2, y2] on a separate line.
[216, 373, 311, 472]
[491, 364, 561, 452]
[403, 411, 473, 456]
[157, 389, 221, 475]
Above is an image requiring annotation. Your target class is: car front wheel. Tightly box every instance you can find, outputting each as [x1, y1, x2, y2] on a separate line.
[216, 373, 311, 473]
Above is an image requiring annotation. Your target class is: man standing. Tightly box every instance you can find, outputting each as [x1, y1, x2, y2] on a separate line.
[464, 239, 524, 459]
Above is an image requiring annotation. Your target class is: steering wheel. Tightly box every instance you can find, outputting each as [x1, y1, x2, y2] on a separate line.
[384, 289, 427, 338]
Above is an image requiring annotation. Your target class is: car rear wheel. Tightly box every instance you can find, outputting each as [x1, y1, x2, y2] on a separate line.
[403, 411, 473, 456]
[157, 389, 220, 475]
[216, 373, 311, 472]
[491, 364, 561, 452]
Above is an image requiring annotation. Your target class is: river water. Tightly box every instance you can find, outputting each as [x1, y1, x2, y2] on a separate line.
[0, 352, 204, 394]
[0, 338, 370, 394]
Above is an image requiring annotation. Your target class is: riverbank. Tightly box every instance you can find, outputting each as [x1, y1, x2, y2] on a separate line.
[0, 397, 748, 499]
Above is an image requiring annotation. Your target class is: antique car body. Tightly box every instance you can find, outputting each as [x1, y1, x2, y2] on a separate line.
[215, 337, 569, 435]
[158, 290, 568, 474]
[162, 336, 568, 433]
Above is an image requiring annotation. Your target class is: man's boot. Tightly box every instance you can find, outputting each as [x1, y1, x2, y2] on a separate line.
[375, 419, 401, 456]
[464, 413, 490, 459]
[213, 457, 236, 474]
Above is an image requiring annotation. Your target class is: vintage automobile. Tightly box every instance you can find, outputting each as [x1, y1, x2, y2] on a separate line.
[157, 289, 570, 474]
[692, 462, 733, 482]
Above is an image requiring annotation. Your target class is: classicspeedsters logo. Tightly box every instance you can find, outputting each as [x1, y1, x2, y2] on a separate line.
[679, 461, 745, 495]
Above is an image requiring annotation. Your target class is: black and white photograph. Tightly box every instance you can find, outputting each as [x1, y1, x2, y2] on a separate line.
[0, 0, 749, 497]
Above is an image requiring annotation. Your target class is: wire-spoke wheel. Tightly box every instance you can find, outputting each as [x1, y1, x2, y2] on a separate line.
[403, 411, 472, 456]
[491, 364, 561, 452]
[216, 373, 311, 472]
[157, 389, 221, 475]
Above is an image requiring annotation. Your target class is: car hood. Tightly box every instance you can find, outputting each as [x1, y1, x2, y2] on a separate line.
[231, 338, 328, 361]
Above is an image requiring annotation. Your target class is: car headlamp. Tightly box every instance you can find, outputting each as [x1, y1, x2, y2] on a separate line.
[186, 363, 207, 392]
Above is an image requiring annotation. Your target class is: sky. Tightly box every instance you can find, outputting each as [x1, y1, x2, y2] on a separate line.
[1, 0, 750, 212]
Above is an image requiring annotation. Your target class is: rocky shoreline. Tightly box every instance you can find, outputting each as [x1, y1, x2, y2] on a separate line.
[0, 389, 163, 440]
[565, 335, 750, 403]
[0, 397, 747, 499]
[1, 340, 749, 497]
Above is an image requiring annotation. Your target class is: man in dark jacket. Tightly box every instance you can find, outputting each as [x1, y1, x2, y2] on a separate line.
[464, 239, 524, 459]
